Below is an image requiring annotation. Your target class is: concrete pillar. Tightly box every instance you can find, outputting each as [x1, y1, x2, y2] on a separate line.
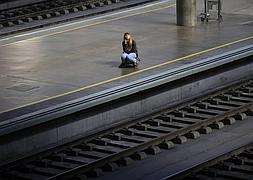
[176, 0, 197, 26]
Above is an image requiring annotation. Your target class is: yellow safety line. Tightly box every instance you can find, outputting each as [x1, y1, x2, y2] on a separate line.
[1, 35, 252, 114]
[0, 4, 176, 47]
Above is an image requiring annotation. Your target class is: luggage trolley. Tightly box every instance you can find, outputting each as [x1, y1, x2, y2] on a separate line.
[200, 0, 222, 22]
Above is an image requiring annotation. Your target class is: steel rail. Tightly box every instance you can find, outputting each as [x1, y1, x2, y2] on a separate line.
[0, 0, 157, 28]
[165, 142, 253, 180]
[0, 44, 252, 136]
[0, 0, 99, 24]
[1, 80, 253, 179]
[49, 102, 253, 179]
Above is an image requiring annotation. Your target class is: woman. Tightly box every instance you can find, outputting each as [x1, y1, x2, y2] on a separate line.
[119, 32, 140, 68]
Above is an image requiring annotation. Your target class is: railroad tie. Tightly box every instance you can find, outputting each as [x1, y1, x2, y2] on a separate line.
[209, 121, 224, 129]
[159, 114, 173, 122]
[14, 20, 24, 25]
[198, 126, 213, 134]
[77, 6, 87, 11]
[132, 152, 147, 160]
[185, 131, 200, 139]
[117, 157, 133, 166]
[71, 8, 79, 13]
[234, 112, 247, 120]
[53, 11, 61, 17]
[34, 15, 43, 20]
[6, 22, 14, 27]
[159, 140, 175, 149]
[61, 10, 70, 15]
[42, 13, 52, 19]
[245, 109, 253, 116]
[87, 3, 96, 9]
[222, 117, 236, 125]
[24, 18, 33, 22]
[104, 0, 113, 5]
[173, 135, 187, 144]
[145, 146, 161, 155]
[195, 102, 209, 109]
[87, 168, 103, 177]
[102, 162, 119, 172]
[95, 2, 104, 7]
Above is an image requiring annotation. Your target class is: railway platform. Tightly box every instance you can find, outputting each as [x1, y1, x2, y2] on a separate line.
[0, 0, 252, 172]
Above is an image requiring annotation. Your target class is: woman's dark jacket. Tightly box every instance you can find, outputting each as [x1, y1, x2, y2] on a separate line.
[122, 40, 138, 56]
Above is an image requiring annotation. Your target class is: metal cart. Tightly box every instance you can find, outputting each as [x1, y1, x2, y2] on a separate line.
[200, 0, 222, 22]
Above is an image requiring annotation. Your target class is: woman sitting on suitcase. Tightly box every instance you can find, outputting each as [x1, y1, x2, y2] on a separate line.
[119, 32, 140, 68]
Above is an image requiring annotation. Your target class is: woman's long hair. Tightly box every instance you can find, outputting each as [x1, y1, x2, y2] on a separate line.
[123, 32, 133, 52]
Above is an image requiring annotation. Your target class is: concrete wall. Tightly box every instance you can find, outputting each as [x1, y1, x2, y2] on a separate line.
[0, 59, 252, 165]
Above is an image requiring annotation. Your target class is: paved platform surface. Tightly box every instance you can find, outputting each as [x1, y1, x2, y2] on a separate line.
[0, 0, 252, 120]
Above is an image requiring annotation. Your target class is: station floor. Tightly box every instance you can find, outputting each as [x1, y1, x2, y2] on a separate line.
[0, 0, 252, 120]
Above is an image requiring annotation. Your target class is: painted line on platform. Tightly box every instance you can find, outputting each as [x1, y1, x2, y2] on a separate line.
[0, 0, 175, 46]
[1, 35, 252, 114]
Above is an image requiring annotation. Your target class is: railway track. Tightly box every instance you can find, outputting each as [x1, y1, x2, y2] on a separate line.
[0, 0, 118, 28]
[0, 0, 152, 31]
[169, 142, 253, 180]
[1, 80, 253, 180]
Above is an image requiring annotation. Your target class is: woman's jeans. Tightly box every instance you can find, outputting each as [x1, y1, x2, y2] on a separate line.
[121, 52, 137, 64]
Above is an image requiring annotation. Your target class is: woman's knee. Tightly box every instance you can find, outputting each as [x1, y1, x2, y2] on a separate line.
[127, 53, 137, 62]
[121, 53, 127, 62]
